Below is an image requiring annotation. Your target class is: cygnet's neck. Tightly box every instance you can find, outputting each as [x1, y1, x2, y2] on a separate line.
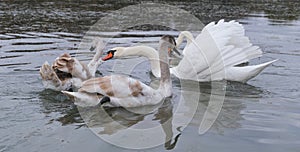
[158, 40, 172, 97]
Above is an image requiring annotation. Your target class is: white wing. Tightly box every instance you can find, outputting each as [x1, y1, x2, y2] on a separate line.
[172, 20, 262, 81]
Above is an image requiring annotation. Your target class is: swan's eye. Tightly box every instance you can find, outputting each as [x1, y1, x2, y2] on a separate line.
[89, 46, 96, 51]
[107, 50, 116, 55]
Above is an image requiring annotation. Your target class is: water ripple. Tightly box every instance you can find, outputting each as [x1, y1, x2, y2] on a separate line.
[0, 1, 299, 151]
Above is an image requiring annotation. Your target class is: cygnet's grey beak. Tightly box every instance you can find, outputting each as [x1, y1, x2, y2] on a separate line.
[172, 47, 183, 58]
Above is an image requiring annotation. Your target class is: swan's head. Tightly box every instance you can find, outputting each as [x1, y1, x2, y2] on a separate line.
[160, 35, 181, 56]
[102, 46, 138, 61]
[102, 46, 157, 61]
[89, 37, 105, 51]
[102, 49, 118, 61]
[160, 35, 181, 55]
[161, 35, 176, 46]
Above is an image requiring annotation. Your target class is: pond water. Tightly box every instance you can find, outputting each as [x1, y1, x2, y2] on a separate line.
[0, 1, 299, 152]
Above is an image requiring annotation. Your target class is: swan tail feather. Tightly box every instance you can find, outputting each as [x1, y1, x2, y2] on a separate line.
[230, 59, 278, 82]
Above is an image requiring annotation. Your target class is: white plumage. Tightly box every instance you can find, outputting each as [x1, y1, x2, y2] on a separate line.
[106, 20, 277, 83]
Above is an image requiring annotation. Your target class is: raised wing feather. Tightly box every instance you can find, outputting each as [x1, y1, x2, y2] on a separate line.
[173, 20, 263, 81]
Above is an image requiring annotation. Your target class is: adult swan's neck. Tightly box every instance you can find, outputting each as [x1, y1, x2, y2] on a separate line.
[123, 46, 161, 77]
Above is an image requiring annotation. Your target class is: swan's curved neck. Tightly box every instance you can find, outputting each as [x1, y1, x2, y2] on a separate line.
[88, 44, 104, 77]
[116, 46, 157, 59]
[158, 40, 172, 97]
[91, 45, 104, 65]
[118, 46, 161, 77]
[176, 31, 194, 47]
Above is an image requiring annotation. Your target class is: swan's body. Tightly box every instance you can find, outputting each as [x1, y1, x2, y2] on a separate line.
[224, 59, 278, 83]
[62, 36, 175, 108]
[62, 75, 166, 107]
[105, 20, 277, 83]
[40, 38, 105, 91]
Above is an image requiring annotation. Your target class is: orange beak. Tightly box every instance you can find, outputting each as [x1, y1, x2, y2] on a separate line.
[102, 52, 113, 61]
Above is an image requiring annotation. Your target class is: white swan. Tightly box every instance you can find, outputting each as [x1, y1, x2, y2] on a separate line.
[39, 38, 105, 91]
[61, 36, 175, 107]
[102, 20, 277, 83]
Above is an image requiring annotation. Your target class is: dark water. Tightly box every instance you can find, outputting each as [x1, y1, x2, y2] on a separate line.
[0, 1, 299, 152]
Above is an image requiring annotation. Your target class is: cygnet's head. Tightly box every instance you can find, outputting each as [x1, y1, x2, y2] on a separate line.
[160, 35, 181, 55]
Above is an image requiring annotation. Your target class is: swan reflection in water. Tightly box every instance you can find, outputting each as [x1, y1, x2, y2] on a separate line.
[38, 79, 263, 150]
[153, 98, 182, 150]
[76, 97, 181, 150]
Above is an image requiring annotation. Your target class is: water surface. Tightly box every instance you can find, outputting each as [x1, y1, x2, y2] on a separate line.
[0, 1, 299, 152]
